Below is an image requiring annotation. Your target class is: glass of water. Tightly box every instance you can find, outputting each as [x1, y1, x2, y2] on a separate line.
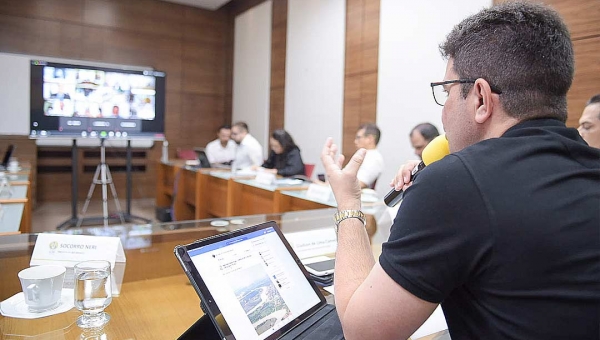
[74, 260, 112, 328]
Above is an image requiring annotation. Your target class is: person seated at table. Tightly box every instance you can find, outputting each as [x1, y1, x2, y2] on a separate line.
[231, 122, 264, 169]
[205, 124, 236, 165]
[258, 129, 305, 177]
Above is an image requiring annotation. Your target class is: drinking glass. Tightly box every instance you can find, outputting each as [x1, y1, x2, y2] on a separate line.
[74, 260, 112, 328]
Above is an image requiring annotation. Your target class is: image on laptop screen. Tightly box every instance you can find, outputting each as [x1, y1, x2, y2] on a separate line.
[185, 226, 323, 340]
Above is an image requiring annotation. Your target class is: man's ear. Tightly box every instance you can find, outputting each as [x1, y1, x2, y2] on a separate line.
[473, 79, 494, 124]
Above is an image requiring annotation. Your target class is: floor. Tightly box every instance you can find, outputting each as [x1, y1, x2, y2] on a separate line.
[31, 198, 158, 233]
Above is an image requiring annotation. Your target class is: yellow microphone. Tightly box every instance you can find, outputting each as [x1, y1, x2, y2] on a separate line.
[384, 135, 450, 207]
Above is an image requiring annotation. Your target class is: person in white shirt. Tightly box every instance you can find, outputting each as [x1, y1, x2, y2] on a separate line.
[230, 122, 264, 169]
[205, 124, 236, 164]
[354, 123, 384, 189]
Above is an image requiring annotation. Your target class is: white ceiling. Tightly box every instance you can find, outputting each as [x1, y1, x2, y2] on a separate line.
[160, 0, 232, 10]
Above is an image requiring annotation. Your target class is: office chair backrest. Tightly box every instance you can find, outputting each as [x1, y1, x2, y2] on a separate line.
[304, 164, 316, 178]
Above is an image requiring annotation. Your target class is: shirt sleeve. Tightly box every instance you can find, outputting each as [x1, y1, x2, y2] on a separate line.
[262, 151, 276, 169]
[356, 152, 382, 187]
[249, 142, 264, 167]
[379, 155, 493, 303]
[205, 141, 216, 163]
[277, 148, 305, 177]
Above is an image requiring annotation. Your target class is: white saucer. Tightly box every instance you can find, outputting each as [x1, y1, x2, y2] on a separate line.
[210, 220, 229, 227]
[0, 289, 74, 319]
[229, 219, 245, 225]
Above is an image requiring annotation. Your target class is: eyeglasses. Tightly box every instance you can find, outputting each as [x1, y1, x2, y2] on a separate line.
[430, 79, 503, 106]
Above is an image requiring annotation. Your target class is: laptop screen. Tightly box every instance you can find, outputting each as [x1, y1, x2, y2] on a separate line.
[177, 223, 325, 340]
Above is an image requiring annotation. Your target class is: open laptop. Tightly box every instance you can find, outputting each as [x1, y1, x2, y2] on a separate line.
[0, 144, 15, 170]
[174, 221, 343, 340]
[194, 147, 231, 169]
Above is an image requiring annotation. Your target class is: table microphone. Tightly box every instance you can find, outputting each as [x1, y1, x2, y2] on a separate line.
[384, 135, 450, 207]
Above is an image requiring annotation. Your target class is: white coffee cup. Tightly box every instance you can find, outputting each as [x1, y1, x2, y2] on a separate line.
[18, 265, 66, 312]
[7, 158, 19, 173]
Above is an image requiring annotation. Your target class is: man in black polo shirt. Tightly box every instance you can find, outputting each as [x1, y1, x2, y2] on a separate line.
[320, 2, 600, 339]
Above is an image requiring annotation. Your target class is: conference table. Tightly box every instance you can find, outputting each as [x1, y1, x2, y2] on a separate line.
[0, 207, 448, 339]
[156, 162, 336, 221]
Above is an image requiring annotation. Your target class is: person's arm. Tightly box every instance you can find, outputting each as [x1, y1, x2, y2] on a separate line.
[277, 148, 305, 177]
[320, 138, 437, 339]
[205, 141, 216, 164]
[249, 143, 264, 167]
[261, 151, 275, 169]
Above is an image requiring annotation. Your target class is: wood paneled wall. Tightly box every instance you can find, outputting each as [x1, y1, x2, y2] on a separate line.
[0, 0, 231, 202]
[269, 0, 288, 133]
[341, 0, 380, 162]
[495, 0, 600, 128]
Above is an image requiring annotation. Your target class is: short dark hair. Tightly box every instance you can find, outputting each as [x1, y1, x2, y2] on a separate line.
[233, 122, 249, 133]
[410, 123, 440, 143]
[271, 129, 298, 153]
[218, 124, 231, 132]
[586, 94, 600, 120]
[586, 94, 600, 106]
[359, 123, 381, 145]
[440, 1, 574, 122]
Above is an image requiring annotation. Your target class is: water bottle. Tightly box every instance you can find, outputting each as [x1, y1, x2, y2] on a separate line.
[161, 140, 169, 163]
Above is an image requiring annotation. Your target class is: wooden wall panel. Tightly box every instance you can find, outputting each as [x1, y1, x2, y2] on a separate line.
[0, 0, 84, 23]
[567, 37, 600, 128]
[0, 0, 231, 202]
[540, 0, 600, 40]
[342, 0, 380, 161]
[82, 0, 185, 39]
[494, 0, 600, 128]
[269, 0, 288, 133]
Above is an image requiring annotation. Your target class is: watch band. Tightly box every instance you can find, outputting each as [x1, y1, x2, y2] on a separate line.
[333, 210, 366, 232]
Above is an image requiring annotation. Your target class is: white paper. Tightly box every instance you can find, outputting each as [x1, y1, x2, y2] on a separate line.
[31, 234, 126, 295]
[254, 171, 276, 185]
[285, 228, 337, 260]
[306, 183, 333, 202]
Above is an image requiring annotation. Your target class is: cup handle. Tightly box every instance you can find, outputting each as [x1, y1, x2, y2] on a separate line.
[26, 283, 40, 302]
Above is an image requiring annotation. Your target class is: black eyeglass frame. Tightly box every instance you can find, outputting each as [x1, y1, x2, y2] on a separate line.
[430, 79, 503, 107]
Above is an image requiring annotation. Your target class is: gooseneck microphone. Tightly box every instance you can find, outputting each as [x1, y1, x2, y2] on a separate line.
[384, 135, 450, 207]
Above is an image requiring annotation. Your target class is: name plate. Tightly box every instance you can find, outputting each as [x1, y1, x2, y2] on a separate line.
[285, 228, 337, 259]
[306, 183, 333, 202]
[254, 171, 276, 185]
[31, 234, 126, 295]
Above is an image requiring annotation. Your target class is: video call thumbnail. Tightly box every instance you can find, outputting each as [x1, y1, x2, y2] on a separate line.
[43, 66, 157, 121]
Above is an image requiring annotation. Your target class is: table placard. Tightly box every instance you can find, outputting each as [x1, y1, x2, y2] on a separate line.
[254, 171, 276, 185]
[285, 228, 337, 260]
[306, 183, 333, 202]
[30, 234, 126, 295]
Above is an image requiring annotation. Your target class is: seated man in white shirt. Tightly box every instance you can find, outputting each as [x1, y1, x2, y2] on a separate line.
[355, 123, 384, 189]
[205, 124, 236, 165]
[231, 122, 264, 169]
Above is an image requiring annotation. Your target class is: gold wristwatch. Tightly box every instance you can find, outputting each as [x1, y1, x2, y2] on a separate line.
[333, 210, 366, 233]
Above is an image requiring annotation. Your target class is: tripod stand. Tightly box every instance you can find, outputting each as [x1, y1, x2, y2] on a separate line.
[77, 138, 124, 228]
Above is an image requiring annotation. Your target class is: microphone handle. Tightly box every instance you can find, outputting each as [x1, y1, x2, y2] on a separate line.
[383, 161, 425, 207]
